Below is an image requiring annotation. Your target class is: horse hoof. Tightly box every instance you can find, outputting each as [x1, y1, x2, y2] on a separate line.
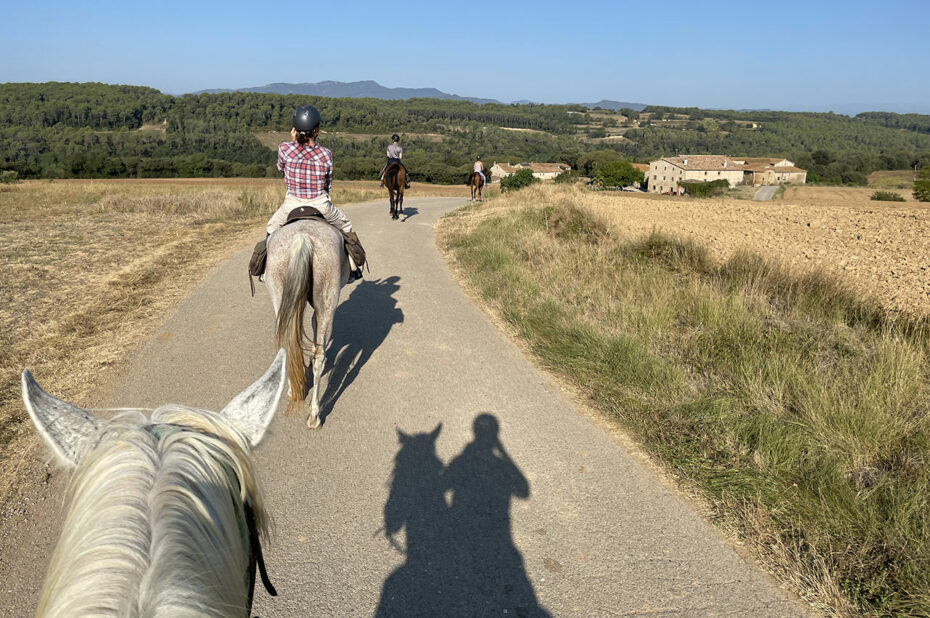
[307, 414, 322, 430]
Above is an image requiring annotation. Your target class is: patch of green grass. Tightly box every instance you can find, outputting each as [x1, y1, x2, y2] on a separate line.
[871, 190, 906, 202]
[440, 198, 930, 615]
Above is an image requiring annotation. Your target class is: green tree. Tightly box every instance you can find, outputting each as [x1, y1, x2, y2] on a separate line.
[915, 167, 930, 202]
[500, 168, 539, 192]
[593, 160, 644, 188]
[577, 149, 622, 176]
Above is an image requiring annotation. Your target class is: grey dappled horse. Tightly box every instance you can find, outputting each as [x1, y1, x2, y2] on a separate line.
[265, 219, 348, 428]
[22, 350, 286, 617]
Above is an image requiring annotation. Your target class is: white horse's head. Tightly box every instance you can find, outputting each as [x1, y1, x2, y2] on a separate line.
[22, 350, 286, 616]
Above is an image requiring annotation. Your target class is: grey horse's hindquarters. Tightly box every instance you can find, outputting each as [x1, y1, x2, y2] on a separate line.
[264, 221, 347, 425]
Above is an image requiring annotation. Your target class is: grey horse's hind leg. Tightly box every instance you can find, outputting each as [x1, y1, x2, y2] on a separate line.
[307, 344, 325, 429]
[306, 302, 336, 428]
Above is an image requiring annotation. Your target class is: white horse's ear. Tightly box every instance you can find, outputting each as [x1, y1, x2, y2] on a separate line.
[21, 370, 98, 468]
[221, 349, 287, 447]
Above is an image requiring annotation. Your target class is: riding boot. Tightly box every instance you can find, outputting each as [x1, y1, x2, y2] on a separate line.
[343, 231, 366, 283]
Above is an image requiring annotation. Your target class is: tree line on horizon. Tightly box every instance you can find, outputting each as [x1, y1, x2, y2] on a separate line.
[1, 82, 928, 184]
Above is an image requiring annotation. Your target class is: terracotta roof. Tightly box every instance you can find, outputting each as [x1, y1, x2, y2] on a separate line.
[656, 156, 804, 173]
[660, 156, 744, 171]
[525, 162, 570, 173]
[494, 162, 570, 174]
[631, 163, 650, 172]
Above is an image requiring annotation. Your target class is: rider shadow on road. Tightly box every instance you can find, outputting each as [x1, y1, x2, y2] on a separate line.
[317, 276, 403, 423]
[376, 414, 550, 617]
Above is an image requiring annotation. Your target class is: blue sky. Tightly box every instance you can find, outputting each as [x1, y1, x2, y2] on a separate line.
[2, 0, 928, 114]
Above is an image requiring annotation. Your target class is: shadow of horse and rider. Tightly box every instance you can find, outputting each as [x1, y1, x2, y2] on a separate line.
[376, 415, 550, 618]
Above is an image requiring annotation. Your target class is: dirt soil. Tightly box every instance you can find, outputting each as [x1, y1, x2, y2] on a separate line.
[578, 185, 930, 316]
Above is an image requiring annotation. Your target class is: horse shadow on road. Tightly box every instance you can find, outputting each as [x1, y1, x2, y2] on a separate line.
[376, 414, 550, 617]
[399, 206, 418, 221]
[317, 276, 403, 423]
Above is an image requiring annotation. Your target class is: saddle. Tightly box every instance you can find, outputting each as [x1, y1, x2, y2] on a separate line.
[248, 206, 366, 296]
[284, 205, 327, 225]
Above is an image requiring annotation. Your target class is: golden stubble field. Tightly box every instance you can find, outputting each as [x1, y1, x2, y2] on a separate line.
[577, 184, 930, 316]
[0, 178, 471, 513]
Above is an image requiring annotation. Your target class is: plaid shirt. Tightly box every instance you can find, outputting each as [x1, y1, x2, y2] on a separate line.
[277, 141, 333, 199]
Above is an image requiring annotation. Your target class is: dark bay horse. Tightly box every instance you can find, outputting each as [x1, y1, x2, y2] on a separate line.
[467, 171, 485, 201]
[385, 162, 406, 220]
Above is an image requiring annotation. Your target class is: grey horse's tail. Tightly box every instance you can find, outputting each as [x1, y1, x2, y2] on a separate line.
[275, 232, 312, 411]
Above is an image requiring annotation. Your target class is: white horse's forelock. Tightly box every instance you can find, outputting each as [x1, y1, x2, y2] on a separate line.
[38, 405, 268, 617]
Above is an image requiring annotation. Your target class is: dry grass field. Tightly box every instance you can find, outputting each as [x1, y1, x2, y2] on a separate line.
[255, 130, 445, 150]
[0, 178, 466, 513]
[868, 169, 916, 190]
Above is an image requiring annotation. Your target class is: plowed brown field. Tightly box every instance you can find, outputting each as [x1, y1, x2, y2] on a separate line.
[577, 185, 930, 316]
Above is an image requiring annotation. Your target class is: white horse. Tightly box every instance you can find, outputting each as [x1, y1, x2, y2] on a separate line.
[22, 350, 286, 617]
[265, 219, 348, 428]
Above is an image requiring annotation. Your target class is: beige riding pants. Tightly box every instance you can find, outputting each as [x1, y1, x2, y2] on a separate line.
[266, 193, 358, 270]
[266, 193, 353, 235]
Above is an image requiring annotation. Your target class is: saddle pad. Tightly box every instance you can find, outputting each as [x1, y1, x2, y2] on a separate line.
[284, 206, 327, 226]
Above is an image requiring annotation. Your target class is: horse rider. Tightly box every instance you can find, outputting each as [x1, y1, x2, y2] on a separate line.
[379, 134, 410, 189]
[473, 155, 487, 186]
[254, 104, 365, 283]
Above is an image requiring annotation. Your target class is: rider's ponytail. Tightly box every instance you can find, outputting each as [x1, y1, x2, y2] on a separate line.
[296, 127, 320, 145]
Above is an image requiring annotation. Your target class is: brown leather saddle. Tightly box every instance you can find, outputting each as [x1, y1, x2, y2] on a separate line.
[284, 206, 365, 271]
[284, 205, 327, 225]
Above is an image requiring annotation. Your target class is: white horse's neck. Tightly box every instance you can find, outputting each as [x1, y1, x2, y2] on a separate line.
[38, 408, 264, 617]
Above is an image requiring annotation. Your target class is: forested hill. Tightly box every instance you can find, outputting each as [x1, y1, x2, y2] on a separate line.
[2, 82, 928, 183]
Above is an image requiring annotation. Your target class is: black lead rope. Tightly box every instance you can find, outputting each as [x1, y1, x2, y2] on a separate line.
[246, 501, 277, 613]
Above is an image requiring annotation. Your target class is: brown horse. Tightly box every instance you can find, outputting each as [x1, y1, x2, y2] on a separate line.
[385, 162, 406, 220]
[467, 171, 485, 201]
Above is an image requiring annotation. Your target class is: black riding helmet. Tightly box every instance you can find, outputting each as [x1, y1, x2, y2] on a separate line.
[391, 134, 400, 142]
[293, 105, 322, 132]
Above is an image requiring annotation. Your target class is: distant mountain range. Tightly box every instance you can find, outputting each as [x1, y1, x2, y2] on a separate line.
[581, 99, 648, 111]
[191, 80, 500, 105]
[190, 80, 648, 110]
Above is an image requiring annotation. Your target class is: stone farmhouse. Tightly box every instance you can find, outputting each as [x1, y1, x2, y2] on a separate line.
[490, 162, 571, 181]
[647, 156, 807, 194]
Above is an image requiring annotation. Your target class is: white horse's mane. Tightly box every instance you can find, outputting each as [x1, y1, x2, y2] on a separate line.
[37, 405, 268, 617]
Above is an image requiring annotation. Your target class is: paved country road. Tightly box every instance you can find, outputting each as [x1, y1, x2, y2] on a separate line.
[0, 197, 809, 616]
[754, 185, 779, 201]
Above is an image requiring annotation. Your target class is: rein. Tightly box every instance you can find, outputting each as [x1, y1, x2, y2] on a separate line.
[246, 501, 277, 607]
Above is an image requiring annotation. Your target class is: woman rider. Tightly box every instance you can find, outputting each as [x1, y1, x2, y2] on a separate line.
[264, 104, 364, 282]
[473, 155, 486, 186]
[379, 134, 410, 189]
